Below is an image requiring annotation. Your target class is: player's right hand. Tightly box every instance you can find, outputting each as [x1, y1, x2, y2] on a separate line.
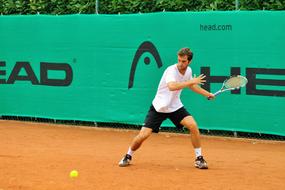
[207, 93, 215, 100]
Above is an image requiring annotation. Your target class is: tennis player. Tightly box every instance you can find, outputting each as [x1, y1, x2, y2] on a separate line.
[119, 47, 214, 169]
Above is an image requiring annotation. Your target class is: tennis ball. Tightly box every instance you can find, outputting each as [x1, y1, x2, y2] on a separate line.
[69, 170, 78, 178]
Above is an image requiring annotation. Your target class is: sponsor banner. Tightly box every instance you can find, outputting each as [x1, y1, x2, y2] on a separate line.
[0, 12, 284, 135]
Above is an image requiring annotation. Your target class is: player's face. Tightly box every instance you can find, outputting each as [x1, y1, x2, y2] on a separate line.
[177, 55, 190, 71]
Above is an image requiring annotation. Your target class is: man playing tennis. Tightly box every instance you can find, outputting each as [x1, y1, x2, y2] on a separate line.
[119, 47, 214, 169]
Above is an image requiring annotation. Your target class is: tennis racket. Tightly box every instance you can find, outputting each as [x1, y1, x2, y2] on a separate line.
[208, 75, 248, 100]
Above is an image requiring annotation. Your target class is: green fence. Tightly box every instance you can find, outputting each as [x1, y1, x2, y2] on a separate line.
[0, 11, 284, 136]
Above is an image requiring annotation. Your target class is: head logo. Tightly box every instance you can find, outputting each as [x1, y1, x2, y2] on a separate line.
[0, 61, 73, 86]
[128, 41, 163, 89]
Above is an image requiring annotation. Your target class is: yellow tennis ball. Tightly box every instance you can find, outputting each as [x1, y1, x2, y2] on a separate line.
[69, 170, 78, 178]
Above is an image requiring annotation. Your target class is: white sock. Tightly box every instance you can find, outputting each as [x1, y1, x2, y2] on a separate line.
[194, 148, 202, 158]
[127, 147, 134, 156]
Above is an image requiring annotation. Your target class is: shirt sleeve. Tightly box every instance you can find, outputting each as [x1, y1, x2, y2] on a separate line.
[165, 68, 176, 83]
[187, 68, 193, 80]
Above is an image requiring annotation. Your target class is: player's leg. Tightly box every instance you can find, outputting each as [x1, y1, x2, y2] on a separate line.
[130, 127, 153, 151]
[169, 107, 208, 169]
[180, 116, 201, 148]
[118, 127, 152, 167]
[180, 115, 208, 169]
[119, 105, 165, 167]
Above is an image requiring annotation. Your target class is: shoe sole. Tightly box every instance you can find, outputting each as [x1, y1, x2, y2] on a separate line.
[119, 164, 129, 167]
[195, 164, 208, 169]
[119, 162, 130, 167]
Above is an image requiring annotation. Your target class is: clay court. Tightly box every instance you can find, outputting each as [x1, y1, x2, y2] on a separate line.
[0, 120, 284, 190]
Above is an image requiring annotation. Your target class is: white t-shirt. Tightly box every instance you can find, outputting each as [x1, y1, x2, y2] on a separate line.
[152, 64, 193, 113]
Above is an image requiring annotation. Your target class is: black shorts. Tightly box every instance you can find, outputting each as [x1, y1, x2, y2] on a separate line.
[143, 105, 191, 133]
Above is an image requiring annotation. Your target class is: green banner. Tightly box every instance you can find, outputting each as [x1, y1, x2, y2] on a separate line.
[0, 11, 284, 136]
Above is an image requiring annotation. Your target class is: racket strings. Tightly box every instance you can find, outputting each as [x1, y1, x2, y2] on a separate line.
[225, 76, 247, 89]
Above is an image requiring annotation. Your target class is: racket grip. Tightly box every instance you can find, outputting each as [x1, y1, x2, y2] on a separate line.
[207, 91, 221, 100]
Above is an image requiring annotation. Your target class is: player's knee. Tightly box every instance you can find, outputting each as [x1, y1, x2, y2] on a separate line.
[186, 123, 199, 133]
[137, 127, 152, 140]
[141, 133, 151, 140]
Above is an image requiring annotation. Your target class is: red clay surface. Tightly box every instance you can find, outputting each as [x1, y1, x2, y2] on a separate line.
[0, 120, 284, 190]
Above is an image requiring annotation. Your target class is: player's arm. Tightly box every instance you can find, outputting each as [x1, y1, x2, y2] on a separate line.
[167, 81, 195, 91]
[190, 84, 215, 98]
[167, 74, 206, 91]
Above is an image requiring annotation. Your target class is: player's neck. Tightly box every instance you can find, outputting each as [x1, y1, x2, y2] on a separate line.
[176, 65, 187, 75]
[179, 69, 186, 75]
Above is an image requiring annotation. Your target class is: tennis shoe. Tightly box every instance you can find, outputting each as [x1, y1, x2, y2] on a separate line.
[195, 156, 208, 169]
[119, 154, 132, 167]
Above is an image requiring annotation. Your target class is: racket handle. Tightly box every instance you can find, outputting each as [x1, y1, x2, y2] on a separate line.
[207, 91, 221, 100]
